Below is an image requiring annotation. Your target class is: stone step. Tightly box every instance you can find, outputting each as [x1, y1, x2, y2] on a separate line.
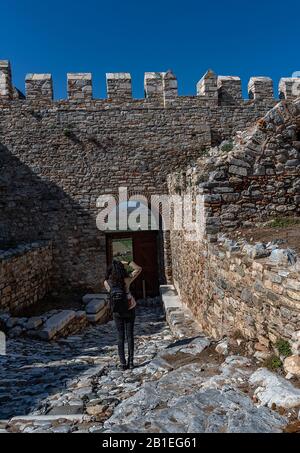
[160, 284, 202, 339]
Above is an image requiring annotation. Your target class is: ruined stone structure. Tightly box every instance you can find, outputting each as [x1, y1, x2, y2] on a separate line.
[168, 98, 300, 347]
[0, 60, 299, 345]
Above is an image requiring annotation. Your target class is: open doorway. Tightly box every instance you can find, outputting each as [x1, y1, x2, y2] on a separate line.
[106, 231, 159, 299]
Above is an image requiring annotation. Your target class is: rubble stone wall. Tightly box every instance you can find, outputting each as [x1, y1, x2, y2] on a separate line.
[168, 98, 300, 347]
[169, 99, 300, 240]
[0, 241, 52, 313]
[170, 231, 300, 348]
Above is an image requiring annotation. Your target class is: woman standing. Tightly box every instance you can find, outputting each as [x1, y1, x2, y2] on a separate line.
[104, 259, 142, 370]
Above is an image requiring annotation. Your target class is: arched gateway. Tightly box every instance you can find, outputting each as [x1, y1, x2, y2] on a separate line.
[103, 198, 162, 298]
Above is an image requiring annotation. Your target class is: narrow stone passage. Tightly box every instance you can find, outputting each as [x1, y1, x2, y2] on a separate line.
[0, 299, 295, 433]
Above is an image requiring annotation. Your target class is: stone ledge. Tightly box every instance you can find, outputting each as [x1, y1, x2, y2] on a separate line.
[0, 240, 51, 261]
[160, 285, 181, 310]
[160, 285, 202, 339]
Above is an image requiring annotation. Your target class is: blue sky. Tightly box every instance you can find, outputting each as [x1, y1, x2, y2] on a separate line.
[1, 0, 300, 99]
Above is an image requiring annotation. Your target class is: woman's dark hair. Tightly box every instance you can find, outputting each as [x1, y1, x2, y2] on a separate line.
[105, 259, 128, 288]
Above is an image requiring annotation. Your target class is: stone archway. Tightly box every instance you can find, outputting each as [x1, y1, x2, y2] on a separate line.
[102, 196, 167, 298]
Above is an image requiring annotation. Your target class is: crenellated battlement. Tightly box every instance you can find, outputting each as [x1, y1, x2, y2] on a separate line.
[106, 73, 132, 100]
[67, 73, 92, 100]
[25, 73, 53, 100]
[0, 60, 13, 99]
[0, 60, 300, 105]
[196, 70, 218, 102]
[217, 75, 242, 104]
[248, 77, 274, 100]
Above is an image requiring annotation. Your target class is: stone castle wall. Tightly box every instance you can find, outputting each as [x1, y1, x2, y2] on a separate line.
[1, 60, 299, 293]
[0, 241, 53, 313]
[170, 230, 300, 348]
[168, 99, 300, 240]
[168, 98, 300, 346]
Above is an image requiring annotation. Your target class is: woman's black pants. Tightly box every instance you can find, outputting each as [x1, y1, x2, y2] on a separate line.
[113, 310, 135, 365]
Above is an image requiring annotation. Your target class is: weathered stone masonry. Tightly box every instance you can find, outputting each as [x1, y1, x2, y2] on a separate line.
[196, 100, 300, 236]
[0, 59, 299, 305]
[169, 229, 300, 349]
[0, 241, 52, 313]
[168, 98, 300, 347]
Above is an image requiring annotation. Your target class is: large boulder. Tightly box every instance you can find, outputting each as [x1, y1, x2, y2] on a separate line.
[249, 368, 300, 409]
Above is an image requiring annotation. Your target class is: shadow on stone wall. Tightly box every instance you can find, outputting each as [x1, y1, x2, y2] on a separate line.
[0, 143, 106, 293]
[0, 144, 169, 295]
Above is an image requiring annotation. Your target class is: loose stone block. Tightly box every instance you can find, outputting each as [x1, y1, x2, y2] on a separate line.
[250, 368, 300, 409]
[106, 73, 132, 100]
[268, 249, 297, 266]
[0, 60, 13, 99]
[85, 299, 106, 315]
[67, 73, 92, 100]
[39, 310, 76, 340]
[248, 77, 274, 100]
[25, 74, 53, 100]
[215, 339, 229, 355]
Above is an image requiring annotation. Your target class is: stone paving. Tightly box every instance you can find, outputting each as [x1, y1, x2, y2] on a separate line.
[0, 298, 298, 433]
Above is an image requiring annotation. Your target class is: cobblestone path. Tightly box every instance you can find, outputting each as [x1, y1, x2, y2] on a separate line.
[0, 301, 292, 433]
